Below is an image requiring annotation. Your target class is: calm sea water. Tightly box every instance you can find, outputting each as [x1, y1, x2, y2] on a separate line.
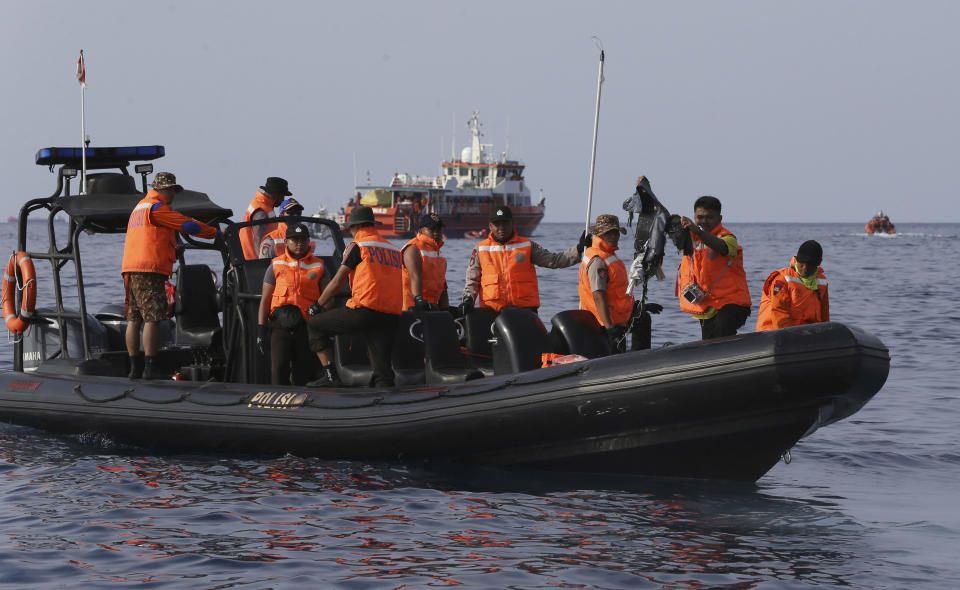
[1, 221, 957, 589]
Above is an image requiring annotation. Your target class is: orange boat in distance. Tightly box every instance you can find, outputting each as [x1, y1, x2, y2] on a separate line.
[865, 211, 895, 234]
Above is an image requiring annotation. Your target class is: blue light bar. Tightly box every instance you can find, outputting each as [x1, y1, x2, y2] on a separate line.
[35, 145, 165, 166]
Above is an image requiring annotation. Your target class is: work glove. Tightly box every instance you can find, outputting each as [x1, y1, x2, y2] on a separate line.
[308, 302, 324, 316]
[634, 300, 663, 316]
[413, 295, 436, 313]
[456, 296, 474, 318]
[577, 230, 593, 258]
[256, 324, 269, 355]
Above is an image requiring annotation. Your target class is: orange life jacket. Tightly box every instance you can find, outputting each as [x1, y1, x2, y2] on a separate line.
[240, 191, 278, 259]
[401, 233, 447, 310]
[756, 257, 829, 331]
[347, 227, 403, 314]
[578, 236, 634, 325]
[476, 233, 539, 312]
[260, 226, 315, 258]
[270, 251, 327, 320]
[121, 190, 177, 276]
[676, 224, 752, 314]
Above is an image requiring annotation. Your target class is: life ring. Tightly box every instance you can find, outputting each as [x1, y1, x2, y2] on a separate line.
[2, 252, 37, 334]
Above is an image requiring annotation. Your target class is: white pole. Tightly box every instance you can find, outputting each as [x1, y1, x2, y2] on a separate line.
[585, 48, 604, 234]
[79, 50, 87, 195]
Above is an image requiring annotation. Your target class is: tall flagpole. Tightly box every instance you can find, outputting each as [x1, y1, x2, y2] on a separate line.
[77, 50, 87, 195]
[585, 41, 605, 234]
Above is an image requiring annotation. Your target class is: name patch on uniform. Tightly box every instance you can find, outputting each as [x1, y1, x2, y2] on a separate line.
[367, 246, 403, 269]
[514, 252, 526, 263]
[773, 281, 785, 295]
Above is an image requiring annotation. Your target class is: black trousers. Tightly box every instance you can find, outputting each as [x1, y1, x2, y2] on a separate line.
[270, 325, 317, 386]
[699, 304, 751, 340]
[307, 306, 399, 387]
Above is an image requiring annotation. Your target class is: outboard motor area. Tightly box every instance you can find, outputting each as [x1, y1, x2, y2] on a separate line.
[21, 312, 109, 372]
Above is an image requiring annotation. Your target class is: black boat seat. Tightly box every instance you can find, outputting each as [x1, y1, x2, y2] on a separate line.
[463, 306, 497, 376]
[175, 264, 221, 348]
[550, 309, 612, 359]
[492, 307, 552, 374]
[422, 311, 482, 385]
[392, 311, 425, 386]
[334, 332, 374, 387]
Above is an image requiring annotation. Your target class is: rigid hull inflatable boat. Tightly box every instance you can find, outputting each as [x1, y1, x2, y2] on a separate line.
[0, 146, 890, 482]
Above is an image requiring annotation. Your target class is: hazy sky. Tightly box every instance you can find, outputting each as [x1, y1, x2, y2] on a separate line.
[2, 1, 957, 223]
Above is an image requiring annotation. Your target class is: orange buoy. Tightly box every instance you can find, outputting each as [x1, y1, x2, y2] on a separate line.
[2, 252, 37, 334]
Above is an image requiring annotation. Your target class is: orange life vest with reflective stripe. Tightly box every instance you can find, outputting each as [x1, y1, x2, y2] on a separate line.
[240, 192, 278, 259]
[757, 257, 829, 331]
[270, 251, 326, 320]
[476, 233, 538, 312]
[578, 237, 634, 325]
[347, 227, 402, 314]
[676, 225, 752, 314]
[121, 190, 177, 276]
[401, 233, 447, 310]
[259, 226, 315, 258]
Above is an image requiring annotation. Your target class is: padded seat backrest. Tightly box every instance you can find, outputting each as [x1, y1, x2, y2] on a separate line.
[463, 306, 497, 372]
[175, 264, 221, 347]
[492, 307, 551, 374]
[392, 311, 425, 386]
[422, 311, 482, 384]
[550, 309, 612, 359]
[334, 332, 374, 387]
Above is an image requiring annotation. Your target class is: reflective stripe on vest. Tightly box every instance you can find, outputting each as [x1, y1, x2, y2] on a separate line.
[676, 224, 751, 314]
[121, 191, 177, 276]
[347, 227, 403, 314]
[476, 234, 538, 312]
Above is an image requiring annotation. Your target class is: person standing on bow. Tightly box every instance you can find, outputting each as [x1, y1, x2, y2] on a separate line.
[257, 223, 330, 386]
[258, 197, 313, 259]
[306, 205, 402, 388]
[578, 214, 635, 353]
[121, 172, 220, 380]
[460, 205, 589, 315]
[401, 213, 448, 313]
[677, 196, 752, 339]
[757, 240, 829, 331]
[239, 177, 288, 260]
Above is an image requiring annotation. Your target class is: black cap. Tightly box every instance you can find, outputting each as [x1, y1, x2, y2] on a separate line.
[489, 205, 513, 222]
[285, 223, 310, 240]
[419, 213, 443, 229]
[796, 240, 823, 266]
[260, 177, 292, 197]
[344, 205, 381, 228]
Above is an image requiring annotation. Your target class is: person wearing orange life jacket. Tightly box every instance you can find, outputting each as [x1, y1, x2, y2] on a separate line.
[256, 223, 330, 385]
[757, 240, 829, 331]
[258, 197, 315, 259]
[401, 213, 448, 313]
[677, 196, 752, 339]
[460, 205, 590, 315]
[306, 205, 402, 387]
[239, 176, 288, 260]
[121, 172, 220, 380]
[578, 214, 636, 353]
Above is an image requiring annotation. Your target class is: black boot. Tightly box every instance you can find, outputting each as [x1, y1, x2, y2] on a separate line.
[142, 356, 163, 380]
[306, 365, 340, 387]
[128, 354, 144, 379]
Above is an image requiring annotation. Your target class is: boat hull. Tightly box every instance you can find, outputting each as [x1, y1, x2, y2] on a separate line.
[0, 322, 888, 481]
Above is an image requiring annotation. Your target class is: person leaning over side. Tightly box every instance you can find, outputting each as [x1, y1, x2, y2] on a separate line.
[459, 205, 590, 315]
[401, 213, 449, 313]
[306, 205, 402, 388]
[239, 176, 288, 260]
[578, 214, 634, 353]
[256, 223, 330, 386]
[122, 172, 220, 380]
[757, 240, 829, 331]
[258, 197, 313, 259]
[677, 196, 752, 339]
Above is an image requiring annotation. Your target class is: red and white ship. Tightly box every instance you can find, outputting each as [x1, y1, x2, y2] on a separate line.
[340, 112, 545, 239]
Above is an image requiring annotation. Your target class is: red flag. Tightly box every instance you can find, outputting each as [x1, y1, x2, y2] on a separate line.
[76, 52, 85, 87]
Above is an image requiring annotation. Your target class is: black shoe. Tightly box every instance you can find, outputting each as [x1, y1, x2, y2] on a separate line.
[306, 366, 340, 387]
[128, 354, 144, 380]
[142, 356, 166, 380]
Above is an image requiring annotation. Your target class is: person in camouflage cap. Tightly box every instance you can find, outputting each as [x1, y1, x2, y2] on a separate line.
[149, 171, 184, 193]
[579, 213, 634, 353]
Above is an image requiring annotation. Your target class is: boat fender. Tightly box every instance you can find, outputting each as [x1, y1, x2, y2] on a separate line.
[2, 252, 37, 334]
